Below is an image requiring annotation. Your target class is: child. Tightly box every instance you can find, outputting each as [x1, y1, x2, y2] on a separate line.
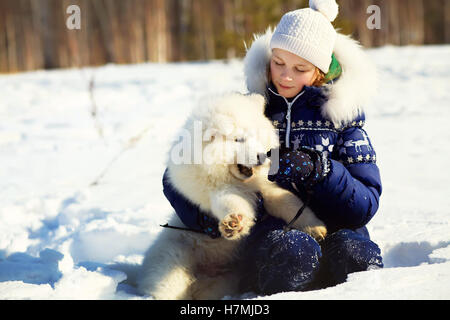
[163, 0, 383, 295]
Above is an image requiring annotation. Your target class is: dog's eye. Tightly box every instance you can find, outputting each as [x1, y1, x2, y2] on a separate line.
[234, 137, 246, 143]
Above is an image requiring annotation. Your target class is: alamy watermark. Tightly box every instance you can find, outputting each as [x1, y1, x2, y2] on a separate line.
[66, 5, 81, 30]
[169, 120, 280, 174]
[66, 4, 381, 31]
[366, 5, 381, 30]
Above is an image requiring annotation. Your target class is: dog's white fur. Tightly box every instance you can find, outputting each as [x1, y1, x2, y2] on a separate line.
[137, 93, 326, 299]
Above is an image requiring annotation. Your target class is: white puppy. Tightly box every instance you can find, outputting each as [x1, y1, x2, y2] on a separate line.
[137, 93, 326, 299]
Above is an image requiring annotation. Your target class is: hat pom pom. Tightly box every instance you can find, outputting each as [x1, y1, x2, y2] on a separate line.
[309, 0, 339, 22]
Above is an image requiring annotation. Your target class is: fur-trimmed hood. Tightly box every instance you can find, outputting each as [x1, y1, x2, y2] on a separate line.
[243, 28, 378, 128]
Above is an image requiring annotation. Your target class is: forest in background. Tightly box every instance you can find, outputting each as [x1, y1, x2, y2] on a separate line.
[1, 0, 449, 73]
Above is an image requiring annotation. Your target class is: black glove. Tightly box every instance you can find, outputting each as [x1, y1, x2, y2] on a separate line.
[268, 146, 330, 190]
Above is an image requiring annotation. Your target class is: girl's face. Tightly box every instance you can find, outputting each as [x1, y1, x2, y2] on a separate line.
[270, 48, 318, 98]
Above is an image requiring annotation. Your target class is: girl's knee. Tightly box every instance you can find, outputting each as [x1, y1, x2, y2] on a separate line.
[262, 229, 322, 258]
[317, 228, 383, 287]
[252, 229, 322, 294]
[322, 229, 382, 264]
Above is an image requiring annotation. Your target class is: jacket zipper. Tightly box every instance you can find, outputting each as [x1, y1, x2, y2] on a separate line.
[268, 87, 305, 148]
[285, 102, 293, 148]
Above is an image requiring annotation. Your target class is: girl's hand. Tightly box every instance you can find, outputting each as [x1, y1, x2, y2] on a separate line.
[269, 146, 328, 190]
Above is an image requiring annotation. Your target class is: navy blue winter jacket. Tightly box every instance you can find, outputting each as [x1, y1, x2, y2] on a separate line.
[162, 81, 382, 236]
[263, 83, 381, 234]
[163, 29, 382, 237]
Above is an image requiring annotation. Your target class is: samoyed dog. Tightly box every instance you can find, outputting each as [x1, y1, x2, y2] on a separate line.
[137, 93, 326, 299]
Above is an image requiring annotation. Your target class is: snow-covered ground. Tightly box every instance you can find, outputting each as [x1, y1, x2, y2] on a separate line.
[0, 44, 449, 300]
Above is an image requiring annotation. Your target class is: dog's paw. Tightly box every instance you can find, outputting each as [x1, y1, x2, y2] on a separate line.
[303, 225, 328, 242]
[219, 213, 253, 240]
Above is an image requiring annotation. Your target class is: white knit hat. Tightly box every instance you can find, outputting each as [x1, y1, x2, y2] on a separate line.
[270, 0, 339, 73]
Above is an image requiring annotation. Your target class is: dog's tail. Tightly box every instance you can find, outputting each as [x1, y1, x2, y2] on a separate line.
[109, 263, 141, 288]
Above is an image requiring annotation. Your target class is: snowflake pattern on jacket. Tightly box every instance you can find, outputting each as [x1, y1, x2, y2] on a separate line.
[263, 82, 381, 234]
[162, 28, 382, 237]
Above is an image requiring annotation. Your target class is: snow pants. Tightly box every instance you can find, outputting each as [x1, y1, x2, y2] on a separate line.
[239, 215, 383, 295]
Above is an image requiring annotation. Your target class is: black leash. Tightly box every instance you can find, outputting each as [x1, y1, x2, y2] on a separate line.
[283, 193, 312, 233]
[160, 223, 205, 235]
[161, 193, 311, 235]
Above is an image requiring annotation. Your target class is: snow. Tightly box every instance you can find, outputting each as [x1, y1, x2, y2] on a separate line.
[1, 45, 449, 300]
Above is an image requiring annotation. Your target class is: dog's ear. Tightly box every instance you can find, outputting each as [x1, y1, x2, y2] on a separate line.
[246, 93, 266, 114]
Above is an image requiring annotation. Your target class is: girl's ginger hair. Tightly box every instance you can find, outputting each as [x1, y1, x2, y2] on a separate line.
[310, 67, 326, 87]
